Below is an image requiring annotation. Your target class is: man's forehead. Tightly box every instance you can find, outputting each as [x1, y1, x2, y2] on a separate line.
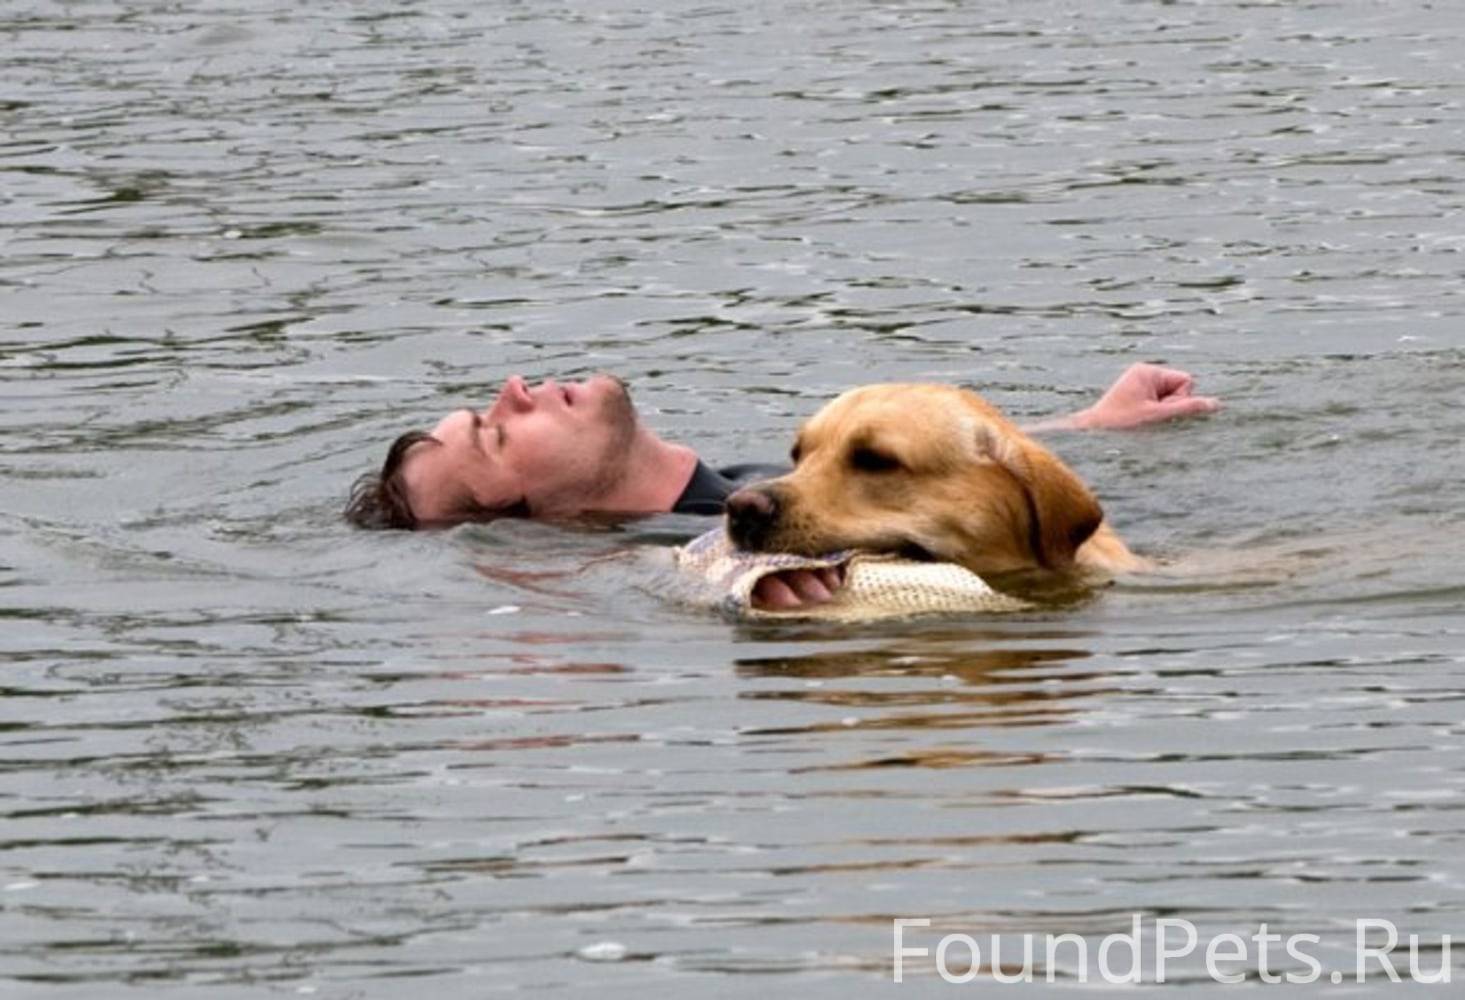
[401, 433, 514, 520]
[400, 437, 465, 519]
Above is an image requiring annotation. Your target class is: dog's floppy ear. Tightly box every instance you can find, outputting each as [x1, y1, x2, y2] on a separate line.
[973, 424, 1104, 568]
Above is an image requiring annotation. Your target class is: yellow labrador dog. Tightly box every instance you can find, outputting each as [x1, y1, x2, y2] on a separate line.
[724, 383, 1148, 582]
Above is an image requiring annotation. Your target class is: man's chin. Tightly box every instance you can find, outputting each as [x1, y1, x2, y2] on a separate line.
[592, 374, 640, 464]
[589, 372, 630, 397]
[589, 373, 637, 419]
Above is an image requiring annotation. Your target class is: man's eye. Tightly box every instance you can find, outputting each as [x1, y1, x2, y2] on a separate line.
[850, 447, 899, 473]
[496, 425, 506, 447]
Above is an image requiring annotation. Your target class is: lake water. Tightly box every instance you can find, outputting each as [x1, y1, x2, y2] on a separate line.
[3, 1, 1464, 996]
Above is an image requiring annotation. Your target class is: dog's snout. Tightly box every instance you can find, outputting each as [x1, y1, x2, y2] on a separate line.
[726, 487, 779, 550]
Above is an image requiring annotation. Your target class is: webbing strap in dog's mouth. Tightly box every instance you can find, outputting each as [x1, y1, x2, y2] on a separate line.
[674, 529, 1030, 620]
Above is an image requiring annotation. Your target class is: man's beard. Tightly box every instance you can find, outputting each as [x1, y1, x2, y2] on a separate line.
[585, 375, 641, 500]
[600, 376, 638, 439]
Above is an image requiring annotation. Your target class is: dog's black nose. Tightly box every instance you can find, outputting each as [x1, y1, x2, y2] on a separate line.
[725, 488, 778, 550]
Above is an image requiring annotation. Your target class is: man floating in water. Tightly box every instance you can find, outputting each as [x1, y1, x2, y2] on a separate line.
[345, 363, 1219, 608]
[347, 362, 1218, 530]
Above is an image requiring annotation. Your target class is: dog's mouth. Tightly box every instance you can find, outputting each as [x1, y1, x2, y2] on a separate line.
[897, 541, 940, 562]
[754, 536, 940, 563]
[742, 540, 942, 612]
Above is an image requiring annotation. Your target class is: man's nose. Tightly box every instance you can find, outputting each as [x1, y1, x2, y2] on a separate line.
[488, 375, 533, 419]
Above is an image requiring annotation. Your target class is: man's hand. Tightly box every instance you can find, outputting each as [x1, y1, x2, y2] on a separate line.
[750, 566, 845, 611]
[1067, 363, 1220, 431]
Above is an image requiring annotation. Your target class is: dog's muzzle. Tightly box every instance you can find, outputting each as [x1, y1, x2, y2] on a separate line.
[725, 487, 780, 550]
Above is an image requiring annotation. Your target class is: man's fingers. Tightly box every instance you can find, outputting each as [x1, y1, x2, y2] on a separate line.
[750, 568, 844, 610]
[785, 569, 834, 604]
[752, 575, 802, 610]
[1152, 367, 1194, 399]
[1155, 395, 1220, 419]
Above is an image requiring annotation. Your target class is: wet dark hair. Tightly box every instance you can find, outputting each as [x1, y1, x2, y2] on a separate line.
[344, 429, 434, 530]
[344, 429, 533, 530]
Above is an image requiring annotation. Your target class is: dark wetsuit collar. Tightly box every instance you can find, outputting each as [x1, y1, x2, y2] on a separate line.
[672, 460, 738, 515]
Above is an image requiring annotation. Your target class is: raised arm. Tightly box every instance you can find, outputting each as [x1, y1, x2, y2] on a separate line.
[1024, 363, 1221, 433]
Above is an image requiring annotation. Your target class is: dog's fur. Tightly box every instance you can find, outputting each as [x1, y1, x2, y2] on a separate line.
[725, 383, 1148, 580]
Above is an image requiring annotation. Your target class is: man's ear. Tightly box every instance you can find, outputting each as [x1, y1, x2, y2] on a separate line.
[974, 425, 1104, 568]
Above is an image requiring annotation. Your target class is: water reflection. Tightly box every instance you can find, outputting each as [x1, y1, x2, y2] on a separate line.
[737, 640, 1090, 683]
[5, 0, 1465, 993]
[736, 641, 1098, 775]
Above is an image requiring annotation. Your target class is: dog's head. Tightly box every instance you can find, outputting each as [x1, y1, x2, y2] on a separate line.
[725, 384, 1103, 576]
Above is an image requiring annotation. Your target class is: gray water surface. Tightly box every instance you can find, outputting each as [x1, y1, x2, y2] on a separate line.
[3, 1, 1465, 996]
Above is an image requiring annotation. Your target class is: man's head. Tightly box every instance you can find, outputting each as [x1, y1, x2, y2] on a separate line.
[345, 374, 641, 530]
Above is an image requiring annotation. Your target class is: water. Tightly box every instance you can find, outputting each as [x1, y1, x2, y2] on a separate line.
[3, 0, 1464, 995]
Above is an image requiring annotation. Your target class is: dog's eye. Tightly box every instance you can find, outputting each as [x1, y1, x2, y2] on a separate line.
[789, 443, 802, 464]
[850, 447, 900, 473]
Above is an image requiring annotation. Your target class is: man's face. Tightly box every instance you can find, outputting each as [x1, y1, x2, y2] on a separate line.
[401, 374, 639, 524]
